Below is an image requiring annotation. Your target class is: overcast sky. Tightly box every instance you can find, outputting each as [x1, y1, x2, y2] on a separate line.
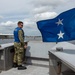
[0, 0, 75, 36]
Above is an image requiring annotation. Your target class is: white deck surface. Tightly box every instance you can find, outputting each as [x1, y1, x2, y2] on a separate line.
[49, 42, 75, 72]
[0, 65, 49, 75]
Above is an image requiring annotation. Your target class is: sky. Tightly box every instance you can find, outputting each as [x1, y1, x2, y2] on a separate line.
[0, 0, 75, 36]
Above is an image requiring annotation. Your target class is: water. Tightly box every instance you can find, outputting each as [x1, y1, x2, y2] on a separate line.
[1, 37, 75, 45]
[0, 36, 42, 44]
[0, 39, 14, 44]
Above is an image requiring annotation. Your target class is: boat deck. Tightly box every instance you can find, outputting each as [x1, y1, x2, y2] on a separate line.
[0, 65, 49, 75]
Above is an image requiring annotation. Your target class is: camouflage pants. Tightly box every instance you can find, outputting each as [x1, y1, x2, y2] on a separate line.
[13, 42, 24, 65]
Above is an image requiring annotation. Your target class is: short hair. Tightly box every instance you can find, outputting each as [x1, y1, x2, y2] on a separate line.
[17, 21, 23, 25]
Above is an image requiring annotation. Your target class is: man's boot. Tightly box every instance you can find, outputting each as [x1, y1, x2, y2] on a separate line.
[13, 63, 18, 68]
[18, 65, 27, 70]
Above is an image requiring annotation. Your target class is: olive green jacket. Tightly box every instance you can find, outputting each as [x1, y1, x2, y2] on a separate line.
[18, 30, 25, 46]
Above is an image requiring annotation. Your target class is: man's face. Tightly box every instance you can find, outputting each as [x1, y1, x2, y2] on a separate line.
[18, 23, 23, 28]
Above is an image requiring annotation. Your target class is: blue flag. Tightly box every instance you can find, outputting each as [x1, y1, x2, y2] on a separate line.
[37, 8, 75, 42]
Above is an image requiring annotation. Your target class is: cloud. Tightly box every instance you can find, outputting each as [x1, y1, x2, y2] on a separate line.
[0, 20, 36, 29]
[0, 0, 32, 14]
[35, 12, 57, 21]
[32, 0, 75, 15]
[22, 19, 36, 29]
[0, 16, 3, 19]
[32, 0, 65, 7]
[33, 6, 53, 14]
[0, 21, 16, 27]
[0, 20, 38, 35]
[0, 0, 75, 36]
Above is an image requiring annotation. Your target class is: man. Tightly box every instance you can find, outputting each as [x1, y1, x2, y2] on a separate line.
[13, 21, 27, 70]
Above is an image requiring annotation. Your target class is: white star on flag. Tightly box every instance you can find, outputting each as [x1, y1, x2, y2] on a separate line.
[56, 19, 63, 25]
[57, 31, 64, 39]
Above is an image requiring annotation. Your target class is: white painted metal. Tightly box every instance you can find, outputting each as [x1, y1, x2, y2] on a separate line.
[49, 42, 75, 72]
[26, 41, 56, 58]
